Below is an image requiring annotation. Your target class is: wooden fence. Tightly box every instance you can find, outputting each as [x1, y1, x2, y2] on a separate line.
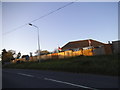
[12, 48, 93, 63]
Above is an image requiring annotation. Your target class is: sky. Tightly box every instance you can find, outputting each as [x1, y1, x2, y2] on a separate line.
[2, 1, 118, 56]
[0, 1, 2, 60]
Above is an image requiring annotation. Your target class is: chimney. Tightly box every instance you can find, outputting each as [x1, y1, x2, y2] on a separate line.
[108, 41, 111, 44]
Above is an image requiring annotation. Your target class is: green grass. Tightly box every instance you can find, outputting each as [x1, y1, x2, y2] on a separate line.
[3, 54, 119, 76]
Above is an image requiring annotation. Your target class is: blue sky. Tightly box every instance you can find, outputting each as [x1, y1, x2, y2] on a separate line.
[2, 2, 118, 55]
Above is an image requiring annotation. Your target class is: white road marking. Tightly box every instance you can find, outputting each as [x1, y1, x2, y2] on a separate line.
[44, 78, 98, 90]
[5, 71, 98, 89]
[17, 73, 34, 77]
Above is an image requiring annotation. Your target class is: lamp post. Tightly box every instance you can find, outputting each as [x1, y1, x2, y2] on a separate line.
[29, 23, 41, 62]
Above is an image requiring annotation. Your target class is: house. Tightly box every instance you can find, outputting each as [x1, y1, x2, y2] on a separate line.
[61, 39, 112, 55]
[61, 39, 105, 51]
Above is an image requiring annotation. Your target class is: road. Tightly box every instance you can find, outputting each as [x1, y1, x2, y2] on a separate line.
[2, 69, 119, 89]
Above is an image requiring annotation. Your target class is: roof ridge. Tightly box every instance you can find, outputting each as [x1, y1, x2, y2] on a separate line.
[69, 39, 93, 43]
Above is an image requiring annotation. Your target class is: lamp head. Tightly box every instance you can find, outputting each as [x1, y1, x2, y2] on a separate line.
[29, 23, 32, 26]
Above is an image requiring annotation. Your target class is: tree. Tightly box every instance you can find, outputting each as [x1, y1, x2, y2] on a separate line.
[2, 49, 16, 64]
[35, 50, 50, 55]
[8, 50, 16, 55]
[7, 51, 15, 60]
[41, 50, 50, 55]
[30, 52, 33, 57]
[2, 49, 7, 63]
[16, 52, 21, 59]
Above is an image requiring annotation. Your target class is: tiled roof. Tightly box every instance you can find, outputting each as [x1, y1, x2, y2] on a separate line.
[62, 39, 106, 50]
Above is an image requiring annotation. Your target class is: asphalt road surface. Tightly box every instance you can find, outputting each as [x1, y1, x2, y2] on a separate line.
[2, 69, 119, 89]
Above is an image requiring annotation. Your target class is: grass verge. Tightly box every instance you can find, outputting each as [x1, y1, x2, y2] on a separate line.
[2, 54, 119, 76]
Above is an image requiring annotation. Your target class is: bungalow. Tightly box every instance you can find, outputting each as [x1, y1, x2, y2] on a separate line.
[61, 39, 112, 55]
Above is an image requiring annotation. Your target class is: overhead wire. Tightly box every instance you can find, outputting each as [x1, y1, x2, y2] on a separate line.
[3, 0, 78, 35]
[3, 24, 28, 35]
[30, 1, 75, 23]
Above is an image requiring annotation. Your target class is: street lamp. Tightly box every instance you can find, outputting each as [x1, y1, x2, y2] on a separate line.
[28, 23, 41, 62]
